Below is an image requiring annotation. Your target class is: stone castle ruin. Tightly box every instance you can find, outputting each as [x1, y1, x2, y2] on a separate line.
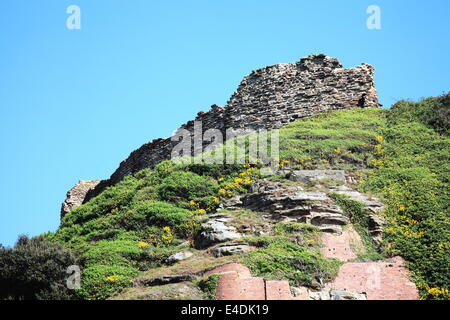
[61, 54, 380, 217]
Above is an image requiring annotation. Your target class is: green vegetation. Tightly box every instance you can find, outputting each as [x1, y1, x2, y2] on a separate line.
[0, 235, 78, 300]
[242, 231, 341, 287]
[329, 193, 385, 261]
[3, 93, 447, 300]
[196, 274, 220, 300]
[278, 108, 387, 170]
[387, 93, 449, 136]
[242, 223, 340, 287]
[360, 95, 450, 299]
[46, 161, 252, 299]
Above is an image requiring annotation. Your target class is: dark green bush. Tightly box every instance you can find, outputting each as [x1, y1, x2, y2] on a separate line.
[122, 201, 192, 236]
[389, 93, 450, 136]
[182, 163, 245, 179]
[0, 235, 78, 300]
[156, 171, 217, 203]
[197, 274, 220, 300]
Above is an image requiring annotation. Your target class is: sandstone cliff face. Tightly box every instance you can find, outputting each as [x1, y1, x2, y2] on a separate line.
[61, 54, 380, 216]
[61, 180, 100, 217]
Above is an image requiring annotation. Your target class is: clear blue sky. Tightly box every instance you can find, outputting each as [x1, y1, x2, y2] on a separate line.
[0, 0, 449, 247]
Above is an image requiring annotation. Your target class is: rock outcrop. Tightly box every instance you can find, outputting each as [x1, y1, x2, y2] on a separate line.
[61, 54, 380, 215]
[223, 178, 352, 234]
[194, 214, 242, 249]
[60, 180, 100, 218]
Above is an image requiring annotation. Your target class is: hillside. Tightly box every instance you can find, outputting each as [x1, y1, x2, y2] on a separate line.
[55, 100, 449, 300]
[1, 56, 448, 300]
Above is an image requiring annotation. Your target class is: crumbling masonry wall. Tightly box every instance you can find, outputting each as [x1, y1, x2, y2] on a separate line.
[61, 54, 380, 217]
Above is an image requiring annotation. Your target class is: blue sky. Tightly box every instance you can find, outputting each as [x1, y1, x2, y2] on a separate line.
[0, 0, 449, 247]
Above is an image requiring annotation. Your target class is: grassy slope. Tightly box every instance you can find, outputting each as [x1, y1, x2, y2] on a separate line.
[51, 98, 449, 300]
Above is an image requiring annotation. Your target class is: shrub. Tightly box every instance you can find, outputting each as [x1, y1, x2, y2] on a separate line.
[196, 274, 220, 300]
[156, 171, 217, 203]
[123, 201, 192, 236]
[0, 235, 78, 300]
[388, 93, 450, 136]
[278, 108, 387, 170]
[78, 264, 139, 300]
[242, 238, 340, 287]
[81, 240, 144, 267]
[182, 163, 244, 179]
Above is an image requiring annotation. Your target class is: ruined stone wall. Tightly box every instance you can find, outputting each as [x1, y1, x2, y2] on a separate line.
[63, 54, 380, 216]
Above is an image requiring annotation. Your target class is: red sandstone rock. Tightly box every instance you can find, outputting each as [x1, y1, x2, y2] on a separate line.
[322, 226, 362, 261]
[266, 280, 292, 300]
[330, 257, 419, 300]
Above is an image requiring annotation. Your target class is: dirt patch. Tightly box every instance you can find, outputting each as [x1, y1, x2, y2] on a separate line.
[111, 282, 205, 300]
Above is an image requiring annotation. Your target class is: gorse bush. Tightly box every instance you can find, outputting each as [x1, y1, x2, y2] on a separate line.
[78, 264, 139, 300]
[196, 274, 220, 300]
[388, 93, 450, 136]
[157, 171, 218, 204]
[121, 201, 192, 236]
[361, 95, 450, 299]
[278, 108, 387, 170]
[242, 237, 340, 287]
[0, 235, 78, 300]
[242, 223, 339, 287]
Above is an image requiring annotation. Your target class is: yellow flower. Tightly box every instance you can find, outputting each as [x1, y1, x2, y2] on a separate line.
[138, 241, 150, 248]
[218, 177, 224, 182]
[333, 147, 341, 154]
[189, 200, 198, 207]
[218, 188, 226, 194]
[162, 226, 171, 232]
[428, 287, 449, 296]
[196, 209, 206, 214]
[372, 159, 384, 167]
[376, 136, 383, 143]
[106, 275, 119, 282]
[278, 159, 290, 167]
[374, 144, 383, 154]
[398, 205, 406, 212]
